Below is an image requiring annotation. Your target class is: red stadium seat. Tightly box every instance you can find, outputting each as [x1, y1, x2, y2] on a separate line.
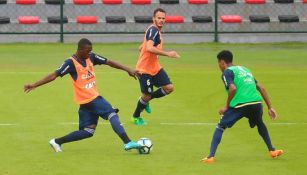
[245, 0, 265, 4]
[166, 16, 184, 23]
[18, 16, 40, 24]
[303, 0, 307, 3]
[131, 0, 151, 4]
[102, 0, 122, 4]
[187, 0, 208, 4]
[76, 16, 98, 24]
[73, 0, 93, 4]
[221, 15, 242, 23]
[16, 0, 36, 4]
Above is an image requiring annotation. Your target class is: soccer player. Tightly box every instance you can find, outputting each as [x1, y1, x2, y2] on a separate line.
[201, 50, 283, 164]
[24, 38, 143, 152]
[132, 8, 180, 125]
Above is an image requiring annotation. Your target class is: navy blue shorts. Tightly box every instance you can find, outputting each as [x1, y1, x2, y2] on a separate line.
[218, 103, 263, 129]
[78, 96, 116, 130]
[138, 68, 172, 94]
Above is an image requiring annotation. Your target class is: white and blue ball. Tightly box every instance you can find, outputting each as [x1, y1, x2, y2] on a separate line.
[137, 138, 153, 154]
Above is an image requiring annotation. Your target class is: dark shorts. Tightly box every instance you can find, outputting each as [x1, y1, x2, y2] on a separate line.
[218, 103, 263, 129]
[138, 68, 172, 94]
[78, 96, 116, 130]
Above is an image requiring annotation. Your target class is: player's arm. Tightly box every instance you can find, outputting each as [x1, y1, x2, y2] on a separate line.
[24, 59, 73, 93]
[106, 59, 139, 79]
[256, 82, 278, 120]
[146, 40, 180, 58]
[219, 69, 236, 115]
[24, 72, 58, 93]
[219, 84, 236, 115]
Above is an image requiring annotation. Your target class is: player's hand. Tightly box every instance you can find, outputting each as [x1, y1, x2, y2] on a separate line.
[219, 106, 228, 116]
[268, 108, 278, 120]
[127, 69, 140, 80]
[24, 84, 36, 93]
[167, 51, 180, 58]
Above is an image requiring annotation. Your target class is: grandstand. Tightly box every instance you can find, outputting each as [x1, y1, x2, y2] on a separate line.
[0, 0, 307, 42]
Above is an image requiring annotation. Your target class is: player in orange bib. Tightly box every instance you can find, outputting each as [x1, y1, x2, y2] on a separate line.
[132, 8, 180, 125]
[24, 38, 144, 152]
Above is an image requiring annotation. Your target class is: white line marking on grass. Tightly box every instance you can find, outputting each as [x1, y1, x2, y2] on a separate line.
[58, 122, 307, 126]
[58, 122, 124, 125]
[58, 122, 79, 125]
[270, 122, 307, 125]
[160, 122, 307, 126]
[0, 71, 124, 74]
[0, 72, 47, 74]
[0, 123, 19, 126]
[160, 122, 216, 126]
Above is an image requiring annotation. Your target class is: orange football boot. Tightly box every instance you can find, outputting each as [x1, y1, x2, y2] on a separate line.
[201, 157, 215, 164]
[270, 150, 284, 158]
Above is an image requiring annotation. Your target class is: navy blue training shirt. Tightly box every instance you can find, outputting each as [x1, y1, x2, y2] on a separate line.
[146, 26, 161, 47]
[221, 69, 234, 90]
[55, 52, 108, 80]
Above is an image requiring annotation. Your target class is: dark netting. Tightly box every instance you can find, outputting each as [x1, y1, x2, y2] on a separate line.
[0, 0, 306, 34]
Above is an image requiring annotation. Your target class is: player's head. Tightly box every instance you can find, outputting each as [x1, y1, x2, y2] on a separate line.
[153, 8, 166, 29]
[77, 38, 92, 59]
[217, 50, 233, 71]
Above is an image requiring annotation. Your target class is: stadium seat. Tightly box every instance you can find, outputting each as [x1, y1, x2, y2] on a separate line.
[245, 0, 265, 4]
[106, 16, 126, 23]
[0, 16, 10, 24]
[278, 15, 299, 22]
[47, 16, 68, 24]
[134, 16, 152, 23]
[16, 0, 36, 4]
[0, 0, 7, 4]
[73, 0, 93, 4]
[45, 0, 63, 4]
[192, 16, 212, 23]
[217, 0, 237, 4]
[159, 0, 179, 4]
[188, 0, 208, 4]
[221, 15, 242, 23]
[18, 16, 40, 24]
[102, 0, 122, 4]
[76, 16, 97, 24]
[249, 15, 270, 22]
[303, 0, 307, 3]
[274, 0, 293, 3]
[131, 0, 151, 4]
[166, 16, 184, 23]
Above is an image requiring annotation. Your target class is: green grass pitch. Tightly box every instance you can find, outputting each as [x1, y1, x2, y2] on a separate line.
[0, 42, 307, 175]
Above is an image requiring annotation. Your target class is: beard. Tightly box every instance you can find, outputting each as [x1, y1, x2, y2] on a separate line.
[154, 20, 164, 29]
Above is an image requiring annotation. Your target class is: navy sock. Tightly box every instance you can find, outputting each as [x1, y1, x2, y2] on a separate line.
[109, 115, 131, 144]
[55, 129, 93, 145]
[133, 97, 147, 117]
[151, 87, 167, 99]
[257, 122, 275, 151]
[208, 126, 224, 158]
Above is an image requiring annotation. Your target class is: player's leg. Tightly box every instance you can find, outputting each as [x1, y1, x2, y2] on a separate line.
[202, 108, 243, 163]
[152, 68, 173, 99]
[96, 96, 142, 150]
[132, 74, 153, 125]
[49, 106, 98, 152]
[247, 104, 283, 158]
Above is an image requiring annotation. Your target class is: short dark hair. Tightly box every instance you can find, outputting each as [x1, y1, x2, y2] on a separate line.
[217, 50, 233, 63]
[78, 38, 92, 50]
[153, 8, 166, 17]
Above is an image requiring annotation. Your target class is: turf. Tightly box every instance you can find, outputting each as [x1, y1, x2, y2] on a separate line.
[0, 42, 306, 175]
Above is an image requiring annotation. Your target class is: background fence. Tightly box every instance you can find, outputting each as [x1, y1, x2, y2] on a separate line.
[0, 0, 307, 42]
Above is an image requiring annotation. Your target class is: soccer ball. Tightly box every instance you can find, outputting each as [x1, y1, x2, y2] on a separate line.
[137, 138, 153, 154]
